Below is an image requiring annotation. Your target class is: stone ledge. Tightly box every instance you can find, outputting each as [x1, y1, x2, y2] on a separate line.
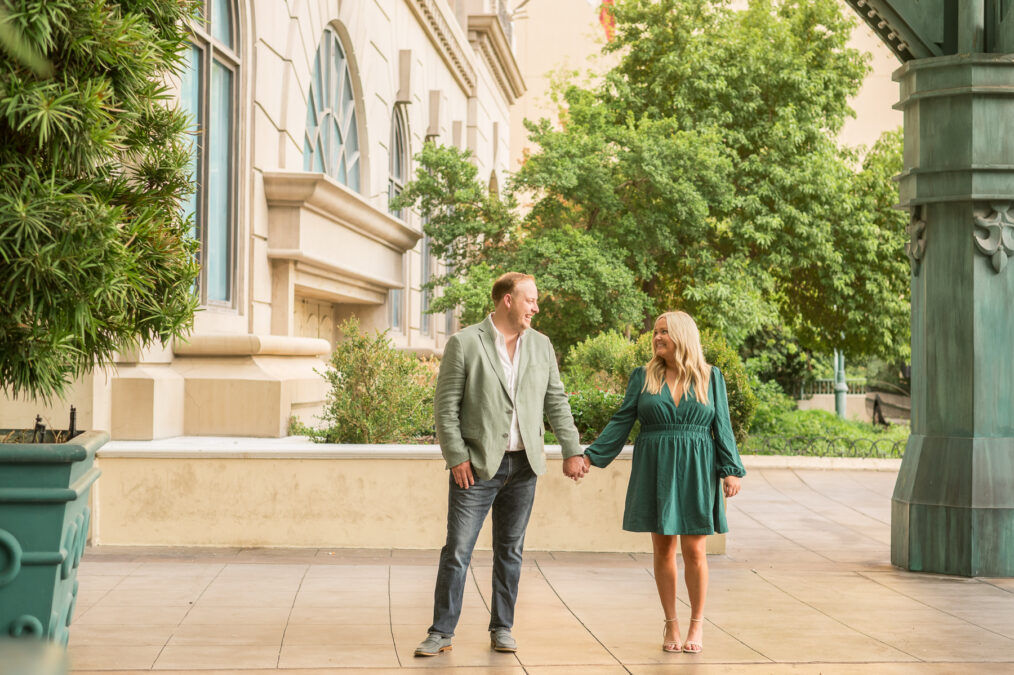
[99, 437, 902, 470]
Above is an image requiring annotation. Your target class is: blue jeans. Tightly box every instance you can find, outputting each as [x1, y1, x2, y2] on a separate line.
[428, 451, 537, 637]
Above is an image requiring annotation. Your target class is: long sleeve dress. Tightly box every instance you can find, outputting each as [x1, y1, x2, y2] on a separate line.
[585, 365, 746, 535]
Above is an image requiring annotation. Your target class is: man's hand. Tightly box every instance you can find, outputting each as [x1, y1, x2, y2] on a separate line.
[563, 455, 591, 481]
[451, 460, 475, 489]
[723, 475, 741, 498]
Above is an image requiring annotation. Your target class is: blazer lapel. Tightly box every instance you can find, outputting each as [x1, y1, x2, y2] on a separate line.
[478, 316, 511, 398]
[517, 329, 536, 388]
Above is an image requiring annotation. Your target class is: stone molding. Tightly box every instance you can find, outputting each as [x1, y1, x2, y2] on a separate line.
[98, 437, 903, 471]
[405, 0, 477, 96]
[262, 171, 420, 252]
[174, 334, 330, 357]
[467, 14, 525, 104]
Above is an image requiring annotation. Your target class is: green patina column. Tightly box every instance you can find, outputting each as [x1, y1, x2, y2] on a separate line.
[847, 2, 1014, 576]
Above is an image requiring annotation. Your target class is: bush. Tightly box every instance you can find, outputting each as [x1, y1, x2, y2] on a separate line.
[0, 0, 201, 400]
[301, 319, 437, 443]
[562, 328, 756, 445]
[745, 377, 796, 434]
[566, 388, 636, 444]
[742, 409, 909, 458]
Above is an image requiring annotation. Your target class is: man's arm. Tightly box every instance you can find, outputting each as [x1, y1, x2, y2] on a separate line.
[542, 340, 582, 459]
[434, 334, 471, 473]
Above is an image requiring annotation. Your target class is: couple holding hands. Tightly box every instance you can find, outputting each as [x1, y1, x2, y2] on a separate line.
[414, 272, 745, 658]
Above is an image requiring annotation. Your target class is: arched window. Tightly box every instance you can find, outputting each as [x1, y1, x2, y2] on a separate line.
[180, 0, 238, 305]
[305, 27, 360, 191]
[388, 107, 409, 331]
[388, 106, 409, 219]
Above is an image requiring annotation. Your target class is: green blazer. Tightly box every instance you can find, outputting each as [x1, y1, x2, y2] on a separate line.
[435, 315, 583, 480]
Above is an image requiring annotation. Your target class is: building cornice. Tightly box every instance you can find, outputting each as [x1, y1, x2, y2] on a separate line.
[405, 0, 477, 96]
[468, 14, 525, 104]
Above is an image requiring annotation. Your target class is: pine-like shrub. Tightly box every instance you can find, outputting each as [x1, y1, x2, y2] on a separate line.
[0, 0, 200, 400]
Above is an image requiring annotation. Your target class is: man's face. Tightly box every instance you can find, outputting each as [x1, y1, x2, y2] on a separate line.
[507, 280, 539, 332]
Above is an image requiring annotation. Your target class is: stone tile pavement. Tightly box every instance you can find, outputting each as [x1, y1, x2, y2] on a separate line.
[54, 468, 1014, 673]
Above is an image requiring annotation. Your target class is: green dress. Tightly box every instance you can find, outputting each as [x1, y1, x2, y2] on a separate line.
[585, 365, 746, 535]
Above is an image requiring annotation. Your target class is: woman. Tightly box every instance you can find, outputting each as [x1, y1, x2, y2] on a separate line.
[579, 311, 745, 654]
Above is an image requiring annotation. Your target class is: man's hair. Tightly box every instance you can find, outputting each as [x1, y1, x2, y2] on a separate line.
[491, 272, 535, 305]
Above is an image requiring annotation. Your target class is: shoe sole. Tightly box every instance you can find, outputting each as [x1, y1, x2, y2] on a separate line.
[491, 640, 517, 653]
[414, 646, 452, 657]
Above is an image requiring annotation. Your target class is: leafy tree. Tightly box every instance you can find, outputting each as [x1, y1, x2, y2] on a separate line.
[392, 142, 647, 350]
[397, 0, 910, 363]
[0, 0, 200, 401]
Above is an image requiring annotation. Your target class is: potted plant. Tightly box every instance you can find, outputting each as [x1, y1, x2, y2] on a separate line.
[0, 0, 200, 645]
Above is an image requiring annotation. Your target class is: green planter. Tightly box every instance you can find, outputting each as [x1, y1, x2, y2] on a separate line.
[0, 430, 105, 644]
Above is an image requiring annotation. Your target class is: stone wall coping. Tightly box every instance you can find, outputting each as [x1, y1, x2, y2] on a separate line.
[173, 334, 331, 357]
[99, 437, 902, 471]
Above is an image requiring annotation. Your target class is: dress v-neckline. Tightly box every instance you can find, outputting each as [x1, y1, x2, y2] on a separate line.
[663, 381, 688, 408]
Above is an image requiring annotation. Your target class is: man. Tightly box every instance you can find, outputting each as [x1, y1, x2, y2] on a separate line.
[414, 272, 589, 657]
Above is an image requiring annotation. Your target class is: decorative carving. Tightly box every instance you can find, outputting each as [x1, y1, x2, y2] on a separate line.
[406, 0, 477, 96]
[973, 202, 1014, 273]
[906, 208, 927, 276]
[8, 615, 43, 637]
[0, 529, 22, 586]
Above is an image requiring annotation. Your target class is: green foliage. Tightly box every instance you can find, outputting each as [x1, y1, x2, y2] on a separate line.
[0, 0, 200, 400]
[566, 388, 633, 444]
[746, 377, 797, 433]
[392, 142, 646, 352]
[306, 319, 436, 444]
[562, 328, 756, 445]
[394, 0, 909, 362]
[742, 324, 819, 398]
[743, 409, 909, 457]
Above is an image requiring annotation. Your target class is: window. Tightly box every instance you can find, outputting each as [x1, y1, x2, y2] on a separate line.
[305, 27, 360, 191]
[389, 106, 409, 219]
[387, 107, 409, 331]
[181, 0, 238, 305]
[420, 232, 432, 335]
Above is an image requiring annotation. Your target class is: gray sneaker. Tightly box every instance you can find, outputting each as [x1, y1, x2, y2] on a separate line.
[490, 628, 517, 652]
[414, 632, 452, 657]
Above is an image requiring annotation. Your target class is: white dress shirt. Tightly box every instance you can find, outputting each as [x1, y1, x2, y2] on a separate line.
[491, 318, 525, 452]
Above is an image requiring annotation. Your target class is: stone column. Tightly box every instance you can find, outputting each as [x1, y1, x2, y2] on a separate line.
[892, 54, 1014, 576]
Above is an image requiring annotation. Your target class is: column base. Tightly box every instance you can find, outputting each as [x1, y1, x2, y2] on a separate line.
[892, 434, 1014, 577]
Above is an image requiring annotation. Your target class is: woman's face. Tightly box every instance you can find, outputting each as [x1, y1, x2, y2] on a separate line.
[652, 316, 676, 362]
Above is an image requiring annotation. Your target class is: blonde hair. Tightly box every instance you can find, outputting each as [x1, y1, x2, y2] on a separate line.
[643, 311, 711, 404]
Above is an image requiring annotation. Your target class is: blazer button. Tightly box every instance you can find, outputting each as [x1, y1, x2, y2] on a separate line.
[502, 433, 509, 439]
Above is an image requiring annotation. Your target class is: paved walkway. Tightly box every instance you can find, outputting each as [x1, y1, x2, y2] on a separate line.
[67, 468, 1014, 673]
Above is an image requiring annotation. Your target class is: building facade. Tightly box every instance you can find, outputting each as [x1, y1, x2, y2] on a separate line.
[0, 0, 523, 439]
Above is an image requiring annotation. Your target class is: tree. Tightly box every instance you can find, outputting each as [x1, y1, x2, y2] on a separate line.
[0, 0, 200, 401]
[392, 142, 647, 351]
[397, 0, 910, 361]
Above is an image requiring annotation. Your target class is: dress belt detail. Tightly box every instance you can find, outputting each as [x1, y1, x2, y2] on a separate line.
[639, 423, 711, 438]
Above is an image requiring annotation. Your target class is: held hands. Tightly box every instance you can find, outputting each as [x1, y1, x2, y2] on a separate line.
[562, 454, 591, 482]
[723, 475, 741, 498]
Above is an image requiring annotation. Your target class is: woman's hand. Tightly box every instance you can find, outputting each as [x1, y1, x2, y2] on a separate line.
[723, 475, 741, 498]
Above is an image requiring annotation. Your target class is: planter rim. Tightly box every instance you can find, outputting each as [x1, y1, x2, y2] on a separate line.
[0, 430, 110, 463]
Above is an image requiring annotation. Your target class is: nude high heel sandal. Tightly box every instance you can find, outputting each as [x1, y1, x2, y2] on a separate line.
[662, 618, 682, 653]
[683, 617, 703, 654]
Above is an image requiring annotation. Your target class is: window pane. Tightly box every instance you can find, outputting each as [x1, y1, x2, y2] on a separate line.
[421, 234, 431, 334]
[207, 60, 233, 302]
[389, 289, 402, 330]
[180, 43, 202, 242]
[211, 0, 233, 48]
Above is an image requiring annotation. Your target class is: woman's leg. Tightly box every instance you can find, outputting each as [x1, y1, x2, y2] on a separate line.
[680, 534, 708, 648]
[651, 533, 680, 645]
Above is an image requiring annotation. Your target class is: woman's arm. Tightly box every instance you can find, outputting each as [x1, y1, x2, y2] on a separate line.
[584, 368, 644, 469]
[711, 366, 746, 480]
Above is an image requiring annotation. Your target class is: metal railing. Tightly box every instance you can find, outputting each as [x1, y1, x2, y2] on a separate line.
[798, 378, 868, 398]
[742, 435, 906, 458]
